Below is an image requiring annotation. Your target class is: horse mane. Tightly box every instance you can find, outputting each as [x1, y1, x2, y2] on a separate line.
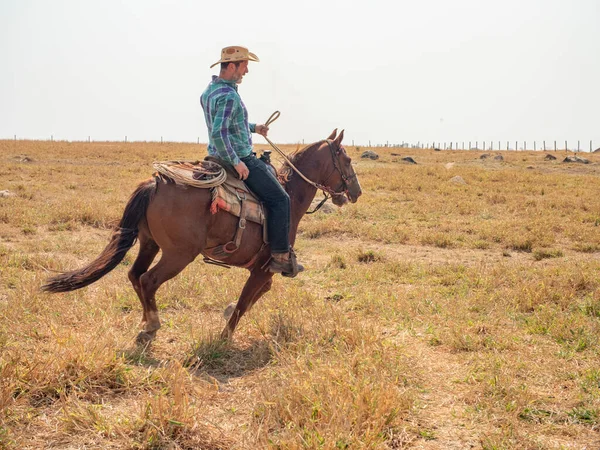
[277, 140, 324, 184]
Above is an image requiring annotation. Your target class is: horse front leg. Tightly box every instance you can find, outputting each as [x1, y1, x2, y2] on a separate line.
[221, 269, 274, 340]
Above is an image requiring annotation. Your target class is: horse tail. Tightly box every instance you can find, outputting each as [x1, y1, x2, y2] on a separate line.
[42, 179, 157, 293]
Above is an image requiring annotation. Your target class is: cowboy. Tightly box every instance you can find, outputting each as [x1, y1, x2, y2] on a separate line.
[200, 46, 304, 276]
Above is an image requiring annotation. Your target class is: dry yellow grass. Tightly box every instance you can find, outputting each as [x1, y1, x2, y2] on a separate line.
[1, 140, 599, 449]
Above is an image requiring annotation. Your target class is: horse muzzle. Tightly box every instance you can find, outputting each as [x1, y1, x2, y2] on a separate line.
[346, 181, 362, 204]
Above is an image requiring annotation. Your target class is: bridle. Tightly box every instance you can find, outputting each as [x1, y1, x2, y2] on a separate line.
[262, 111, 357, 213]
[320, 139, 358, 196]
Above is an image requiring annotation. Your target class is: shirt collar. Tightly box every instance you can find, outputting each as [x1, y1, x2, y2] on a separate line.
[212, 75, 238, 90]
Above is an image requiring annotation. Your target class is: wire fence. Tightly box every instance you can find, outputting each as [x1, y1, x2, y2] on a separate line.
[352, 140, 598, 153]
[6, 135, 598, 153]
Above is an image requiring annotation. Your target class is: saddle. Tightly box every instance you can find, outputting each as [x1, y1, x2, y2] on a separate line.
[204, 156, 268, 263]
[152, 157, 268, 267]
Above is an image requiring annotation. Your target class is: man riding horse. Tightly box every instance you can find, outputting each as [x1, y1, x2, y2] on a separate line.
[43, 46, 362, 342]
[200, 46, 304, 277]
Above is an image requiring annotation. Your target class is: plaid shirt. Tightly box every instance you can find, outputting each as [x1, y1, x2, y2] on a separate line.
[200, 76, 256, 166]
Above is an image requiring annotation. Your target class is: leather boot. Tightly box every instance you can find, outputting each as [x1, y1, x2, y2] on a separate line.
[268, 249, 305, 277]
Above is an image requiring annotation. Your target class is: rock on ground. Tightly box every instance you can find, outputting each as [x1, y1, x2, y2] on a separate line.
[563, 156, 590, 164]
[361, 150, 379, 160]
[450, 176, 466, 184]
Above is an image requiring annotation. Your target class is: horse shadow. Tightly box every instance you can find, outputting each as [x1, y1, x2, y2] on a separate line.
[118, 335, 274, 384]
[184, 336, 274, 383]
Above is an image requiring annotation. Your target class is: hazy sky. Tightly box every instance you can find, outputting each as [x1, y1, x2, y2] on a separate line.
[1, 0, 599, 149]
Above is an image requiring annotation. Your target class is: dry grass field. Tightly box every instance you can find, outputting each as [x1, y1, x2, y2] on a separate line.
[1, 139, 600, 449]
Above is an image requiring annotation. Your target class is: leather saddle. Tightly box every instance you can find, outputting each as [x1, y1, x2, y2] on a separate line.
[203, 156, 268, 265]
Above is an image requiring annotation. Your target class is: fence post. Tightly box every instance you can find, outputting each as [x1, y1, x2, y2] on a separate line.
[578, 140, 580, 152]
[543, 140, 546, 151]
[491, 141, 493, 151]
[51, 135, 53, 142]
[554, 140, 556, 151]
[476, 141, 478, 150]
[507, 141, 509, 150]
[565, 140, 567, 151]
[14, 135, 16, 141]
[516, 141, 518, 151]
[524, 141, 526, 151]
[498, 141, 500, 150]
[369, 140, 371, 147]
[125, 136, 127, 143]
[483, 141, 485, 151]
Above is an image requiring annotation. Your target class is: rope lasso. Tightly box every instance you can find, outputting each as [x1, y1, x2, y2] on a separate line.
[261, 111, 325, 192]
[261, 111, 337, 214]
[152, 160, 226, 188]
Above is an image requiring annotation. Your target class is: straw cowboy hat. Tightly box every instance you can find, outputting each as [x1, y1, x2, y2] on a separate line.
[210, 46, 260, 68]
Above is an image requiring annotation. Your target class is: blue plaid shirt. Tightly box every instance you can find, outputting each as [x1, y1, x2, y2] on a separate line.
[200, 76, 256, 166]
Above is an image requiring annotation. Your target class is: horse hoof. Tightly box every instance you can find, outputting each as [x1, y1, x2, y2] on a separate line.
[136, 330, 156, 345]
[220, 328, 233, 341]
[223, 303, 235, 321]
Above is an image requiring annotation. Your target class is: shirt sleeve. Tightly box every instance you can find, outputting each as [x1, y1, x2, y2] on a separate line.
[210, 94, 241, 166]
[249, 123, 256, 133]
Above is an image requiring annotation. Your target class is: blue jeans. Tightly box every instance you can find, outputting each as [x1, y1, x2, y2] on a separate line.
[241, 154, 290, 254]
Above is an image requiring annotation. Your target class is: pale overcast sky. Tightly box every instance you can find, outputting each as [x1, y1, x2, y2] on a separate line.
[1, 0, 598, 149]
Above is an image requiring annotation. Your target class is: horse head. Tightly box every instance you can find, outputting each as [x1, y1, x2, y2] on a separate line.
[320, 129, 362, 206]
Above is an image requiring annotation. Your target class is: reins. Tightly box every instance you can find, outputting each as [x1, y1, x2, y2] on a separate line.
[261, 111, 347, 214]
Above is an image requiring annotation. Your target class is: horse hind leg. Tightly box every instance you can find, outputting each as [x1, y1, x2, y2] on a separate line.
[136, 249, 196, 343]
[127, 235, 159, 329]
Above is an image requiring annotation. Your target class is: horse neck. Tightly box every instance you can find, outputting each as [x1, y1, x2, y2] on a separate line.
[281, 145, 326, 246]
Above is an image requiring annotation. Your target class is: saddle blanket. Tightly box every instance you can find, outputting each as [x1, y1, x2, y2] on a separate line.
[210, 183, 265, 225]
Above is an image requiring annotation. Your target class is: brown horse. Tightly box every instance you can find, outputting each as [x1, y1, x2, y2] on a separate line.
[42, 130, 362, 342]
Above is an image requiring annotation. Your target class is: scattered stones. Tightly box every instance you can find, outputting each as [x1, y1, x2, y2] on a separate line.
[13, 155, 33, 163]
[479, 154, 491, 159]
[0, 190, 16, 198]
[450, 176, 466, 184]
[544, 154, 557, 161]
[563, 156, 590, 164]
[527, 166, 534, 170]
[434, 148, 441, 152]
[594, 148, 600, 153]
[401, 156, 417, 164]
[445, 162, 455, 170]
[361, 150, 379, 160]
[494, 154, 504, 161]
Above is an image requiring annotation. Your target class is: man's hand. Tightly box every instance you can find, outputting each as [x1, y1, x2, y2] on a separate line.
[255, 124, 269, 137]
[234, 161, 249, 180]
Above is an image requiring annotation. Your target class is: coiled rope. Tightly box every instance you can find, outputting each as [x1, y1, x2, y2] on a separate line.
[152, 160, 226, 188]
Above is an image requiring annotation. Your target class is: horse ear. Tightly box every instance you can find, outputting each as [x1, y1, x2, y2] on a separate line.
[333, 129, 345, 147]
[326, 129, 337, 140]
